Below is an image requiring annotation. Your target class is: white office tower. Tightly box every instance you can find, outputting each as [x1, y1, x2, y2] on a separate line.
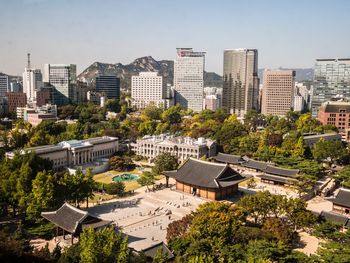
[0, 75, 9, 97]
[131, 72, 168, 109]
[174, 48, 205, 112]
[23, 54, 43, 104]
[44, 64, 77, 105]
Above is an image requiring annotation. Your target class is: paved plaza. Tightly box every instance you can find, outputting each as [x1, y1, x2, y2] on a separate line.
[88, 179, 206, 251]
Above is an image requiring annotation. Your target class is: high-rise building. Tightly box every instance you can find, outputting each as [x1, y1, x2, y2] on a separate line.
[312, 58, 350, 116]
[0, 75, 9, 97]
[23, 68, 43, 103]
[10, 82, 22, 93]
[261, 70, 295, 116]
[131, 72, 170, 109]
[44, 64, 77, 105]
[174, 48, 205, 112]
[95, 76, 120, 102]
[76, 81, 88, 104]
[223, 49, 259, 117]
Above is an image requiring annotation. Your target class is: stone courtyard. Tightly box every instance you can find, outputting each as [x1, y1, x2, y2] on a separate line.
[88, 179, 205, 251]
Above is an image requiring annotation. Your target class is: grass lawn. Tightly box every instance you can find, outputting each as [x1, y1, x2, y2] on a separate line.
[93, 169, 164, 193]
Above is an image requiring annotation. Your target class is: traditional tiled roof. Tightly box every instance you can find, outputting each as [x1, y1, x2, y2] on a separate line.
[320, 211, 350, 226]
[142, 242, 174, 260]
[303, 133, 342, 147]
[41, 203, 111, 234]
[259, 174, 298, 184]
[332, 188, 350, 208]
[214, 152, 244, 165]
[264, 165, 299, 177]
[241, 156, 270, 171]
[164, 158, 249, 188]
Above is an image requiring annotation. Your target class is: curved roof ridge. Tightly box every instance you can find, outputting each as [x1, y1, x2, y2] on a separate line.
[188, 157, 227, 167]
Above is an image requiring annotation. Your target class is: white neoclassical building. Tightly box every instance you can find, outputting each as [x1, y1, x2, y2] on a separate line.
[6, 136, 119, 170]
[131, 134, 216, 163]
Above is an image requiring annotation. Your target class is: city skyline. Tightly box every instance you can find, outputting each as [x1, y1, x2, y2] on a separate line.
[1, 0, 350, 75]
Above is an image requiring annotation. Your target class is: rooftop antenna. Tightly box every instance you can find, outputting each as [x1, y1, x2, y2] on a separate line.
[27, 53, 31, 68]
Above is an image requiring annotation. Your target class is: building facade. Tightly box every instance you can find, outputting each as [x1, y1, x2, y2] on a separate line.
[44, 64, 77, 105]
[312, 58, 350, 116]
[131, 72, 169, 109]
[174, 48, 205, 112]
[23, 68, 43, 103]
[95, 76, 120, 101]
[131, 134, 216, 163]
[6, 136, 119, 170]
[6, 92, 27, 113]
[0, 75, 9, 97]
[223, 49, 259, 117]
[76, 81, 88, 103]
[261, 70, 295, 116]
[318, 101, 350, 141]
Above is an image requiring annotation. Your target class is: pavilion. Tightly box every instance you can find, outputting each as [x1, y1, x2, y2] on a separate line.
[164, 158, 250, 200]
[41, 203, 112, 244]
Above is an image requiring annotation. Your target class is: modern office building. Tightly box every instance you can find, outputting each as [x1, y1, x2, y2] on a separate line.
[131, 134, 216, 163]
[131, 72, 170, 109]
[44, 64, 77, 105]
[203, 94, 221, 111]
[23, 68, 43, 103]
[318, 100, 350, 141]
[174, 48, 205, 112]
[6, 92, 27, 113]
[10, 82, 22, 93]
[223, 49, 259, 117]
[6, 136, 119, 170]
[261, 70, 295, 116]
[95, 75, 120, 101]
[0, 75, 10, 97]
[312, 58, 350, 116]
[76, 81, 88, 103]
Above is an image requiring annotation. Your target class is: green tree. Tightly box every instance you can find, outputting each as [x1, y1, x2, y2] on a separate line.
[105, 182, 125, 196]
[137, 171, 155, 191]
[79, 227, 129, 263]
[109, 156, 134, 172]
[152, 153, 179, 187]
[26, 170, 54, 220]
[311, 139, 346, 163]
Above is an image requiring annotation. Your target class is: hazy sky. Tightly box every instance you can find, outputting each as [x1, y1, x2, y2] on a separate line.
[1, 0, 349, 76]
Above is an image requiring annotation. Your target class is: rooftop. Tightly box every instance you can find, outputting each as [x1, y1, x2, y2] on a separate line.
[303, 133, 342, 147]
[332, 188, 350, 208]
[164, 158, 249, 188]
[137, 134, 214, 147]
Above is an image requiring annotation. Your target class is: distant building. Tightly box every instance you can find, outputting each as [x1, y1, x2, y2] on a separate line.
[261, 70, 295, 116]
[318, 101, 350, 141]
[0, 75, 10, 96]
[76, 81, 88, 103]
[174, 48, 205, 112]
[17, 104, 57, 126]
[95, 76, 120, 101]
[131, 134, 216, 163]
[6, 92, 26, 113]
[87, 91, 105, 105]
[0, 97, 8, 115]
[36, 89, 51, 106]
[10, 82, 22, 92]
[131, 72, 170, 109]
[23, 68, 43, 103]
[6, 136, 119, 170]
[312, 58, 350, 116]
[293, 95, 304, 112]
[223, 49, 259, 117]
[295, 81, 312, 110]
[44, 64, 77, 105]
[26, 104, 58, 126]
[203, 94, 221, 111]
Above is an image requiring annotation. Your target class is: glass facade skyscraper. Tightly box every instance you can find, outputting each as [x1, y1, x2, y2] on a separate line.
[96, 75, 120, 101]
[223, 49, 259, 117]
[44, 64, 77, 105]
[174, 48, 205, 112]
[312, 58, 350, 116]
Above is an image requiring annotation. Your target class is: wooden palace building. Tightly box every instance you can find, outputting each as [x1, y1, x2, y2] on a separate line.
[164, 158, 250, 200]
